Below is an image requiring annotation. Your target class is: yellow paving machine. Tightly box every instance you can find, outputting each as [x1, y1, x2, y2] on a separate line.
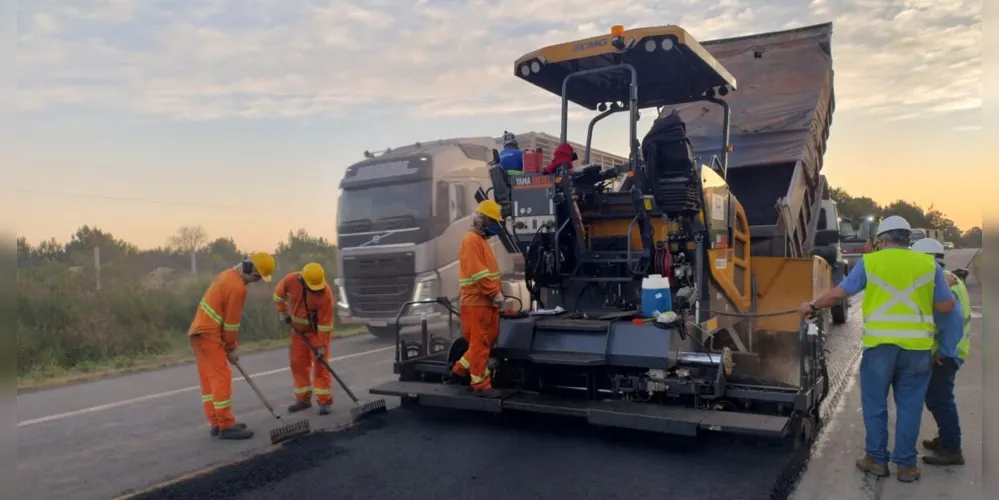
[372, 23, 839, 445]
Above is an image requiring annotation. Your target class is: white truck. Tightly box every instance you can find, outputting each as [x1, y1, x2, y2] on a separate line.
[334, 134, 626, 340]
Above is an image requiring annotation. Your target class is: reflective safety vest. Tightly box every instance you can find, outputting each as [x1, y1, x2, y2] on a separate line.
[458, 230, 502, 307]
[947, 270, 973, 359]
[861, 249, 937, 350]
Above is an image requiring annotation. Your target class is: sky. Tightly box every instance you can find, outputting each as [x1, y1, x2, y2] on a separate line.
[9, 0, 985, 252]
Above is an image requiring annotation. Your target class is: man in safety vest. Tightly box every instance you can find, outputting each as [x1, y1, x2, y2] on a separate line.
[911, 237, 969, 466]
[188, 252, 277, 440]
[274, 262, 336, 415]
[798, 215, 955, 482]
[446, 199, 507, 398]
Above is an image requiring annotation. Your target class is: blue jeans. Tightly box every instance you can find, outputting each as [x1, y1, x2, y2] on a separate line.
[859, 344, 932, 467]
[924, 357, 962, 451]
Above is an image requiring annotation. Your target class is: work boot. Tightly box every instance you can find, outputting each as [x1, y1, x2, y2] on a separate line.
[287, 401, 312, 413]
[473, 388, 503, 399]
[922, 436, 941, 452]
[895, 465, 921, 482]
[855, 454, 890, 477]
[444, 372, 468, 385]
[922, 449, 965, 466]
[217, 425, 255, 440]
[210, 422, 247, 437]
[318, 404, 332, 416]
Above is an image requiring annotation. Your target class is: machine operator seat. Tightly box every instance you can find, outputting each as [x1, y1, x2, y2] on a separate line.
[641, 110, 701, 214]
[488, 164, 515, 219]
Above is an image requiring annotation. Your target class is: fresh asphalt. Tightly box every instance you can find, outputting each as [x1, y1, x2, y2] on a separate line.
[16, 249, 980, 500]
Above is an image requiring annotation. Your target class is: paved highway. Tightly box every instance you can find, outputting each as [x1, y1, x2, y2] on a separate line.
[16, 334, 400, 500]
[17, 248, 979, 500]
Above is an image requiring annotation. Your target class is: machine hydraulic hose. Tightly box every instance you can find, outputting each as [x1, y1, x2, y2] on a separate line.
[524, 224, 562, 307]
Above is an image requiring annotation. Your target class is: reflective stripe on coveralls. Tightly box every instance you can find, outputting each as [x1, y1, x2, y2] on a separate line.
[453, 230, 502, 391]
[273, 272, 336, 405]
[861, 249, 937, 350]
[188, 269, 248, 430]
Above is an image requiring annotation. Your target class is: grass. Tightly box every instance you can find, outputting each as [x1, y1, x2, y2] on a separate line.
[16, 326, 367, 393]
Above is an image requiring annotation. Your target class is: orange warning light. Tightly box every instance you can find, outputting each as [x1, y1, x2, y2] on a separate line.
[611, 25, 625, 36]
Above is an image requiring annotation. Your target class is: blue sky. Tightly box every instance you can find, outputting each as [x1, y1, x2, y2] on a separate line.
[10, 0, 984, 251]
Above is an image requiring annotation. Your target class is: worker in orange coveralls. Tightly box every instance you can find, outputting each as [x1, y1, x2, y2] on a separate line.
[273, 262, 336, 415]
[445, 199, 507, 398]
[188, 252, 276, 440]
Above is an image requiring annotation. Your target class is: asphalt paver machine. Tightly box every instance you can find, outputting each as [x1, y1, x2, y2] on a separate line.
[372, 23, 837, 445]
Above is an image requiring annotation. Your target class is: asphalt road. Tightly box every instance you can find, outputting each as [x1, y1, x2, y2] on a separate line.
[16, 334, 399, 500]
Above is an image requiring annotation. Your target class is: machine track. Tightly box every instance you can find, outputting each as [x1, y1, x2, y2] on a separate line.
[128, 313, 863, 500]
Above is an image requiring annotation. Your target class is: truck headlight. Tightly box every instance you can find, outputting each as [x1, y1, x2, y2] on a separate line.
[333, 277, 349, 311]
[412, 272, 439, 311]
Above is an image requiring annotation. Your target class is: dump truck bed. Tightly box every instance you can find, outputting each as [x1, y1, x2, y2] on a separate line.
[671, 23, 835, 257]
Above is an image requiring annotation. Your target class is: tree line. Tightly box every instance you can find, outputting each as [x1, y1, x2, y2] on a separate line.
[16, 225, 343, 381]
[829, 188, 981, 247]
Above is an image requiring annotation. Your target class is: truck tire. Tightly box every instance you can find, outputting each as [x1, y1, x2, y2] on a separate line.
[831, 300, 848, 325]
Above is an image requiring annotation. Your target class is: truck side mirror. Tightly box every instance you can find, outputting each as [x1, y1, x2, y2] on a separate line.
[491, 149, 500, 165]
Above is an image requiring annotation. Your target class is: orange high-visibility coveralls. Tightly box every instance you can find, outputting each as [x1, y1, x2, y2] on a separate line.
[451, 230, 502, 391]
[188, 268, 247, 431]
[273, 272, 335, 405]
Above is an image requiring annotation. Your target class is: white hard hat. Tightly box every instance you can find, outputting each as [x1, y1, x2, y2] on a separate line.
[875, 215, 910, 236]
[911, 237, 945, 259]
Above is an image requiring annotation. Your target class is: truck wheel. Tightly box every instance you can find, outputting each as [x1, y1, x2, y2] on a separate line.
[831, 301, 848, 325]
[367, 326, 398, 341]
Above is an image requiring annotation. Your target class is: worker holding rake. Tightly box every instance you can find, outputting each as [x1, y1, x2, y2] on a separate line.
[274, 262, 336, 415]
[188, 252, 276, 441]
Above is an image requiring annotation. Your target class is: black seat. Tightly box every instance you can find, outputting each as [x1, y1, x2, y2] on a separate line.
[641, 111, 701, 214]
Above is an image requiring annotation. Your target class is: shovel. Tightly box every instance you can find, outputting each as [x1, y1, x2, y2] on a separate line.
[231, 358, 311, 444]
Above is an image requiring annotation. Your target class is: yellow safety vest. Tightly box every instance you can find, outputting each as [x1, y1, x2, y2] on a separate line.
[861, 249, 937, 350]
[947, 270, 973, 359]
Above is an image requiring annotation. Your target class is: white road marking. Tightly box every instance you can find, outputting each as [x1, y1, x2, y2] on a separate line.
[16, 346, 394, 428]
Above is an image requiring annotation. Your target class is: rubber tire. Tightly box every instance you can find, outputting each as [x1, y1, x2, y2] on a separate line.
[831, 300, 848, 325]
[367, 326, 398, 341]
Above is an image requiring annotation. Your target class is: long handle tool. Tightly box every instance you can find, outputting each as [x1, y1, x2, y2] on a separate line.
[294, 330, 388, 422]
[232, 359, 311, 444]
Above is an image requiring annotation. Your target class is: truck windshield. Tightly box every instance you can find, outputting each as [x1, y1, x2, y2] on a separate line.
[840, 219, 873, 242]
[338, 180, 432, 228]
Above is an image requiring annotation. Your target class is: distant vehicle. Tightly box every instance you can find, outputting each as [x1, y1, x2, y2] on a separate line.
[839, 215, 876, 272]
[909, 227, 942, 245]
[943, 241, 955, 250]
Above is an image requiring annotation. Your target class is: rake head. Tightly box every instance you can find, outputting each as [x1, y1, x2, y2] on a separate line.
[269, 418, 311, 445]
[350, 398, 388, 421]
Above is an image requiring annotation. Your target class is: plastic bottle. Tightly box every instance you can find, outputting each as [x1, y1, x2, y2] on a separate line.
[641, 274, 672, 318]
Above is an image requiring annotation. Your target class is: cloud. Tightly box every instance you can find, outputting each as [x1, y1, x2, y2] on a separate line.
[17, 0, 982, 122]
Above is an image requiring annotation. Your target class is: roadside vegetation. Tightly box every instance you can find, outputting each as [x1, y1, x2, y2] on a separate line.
[16, 226, 355, 389]
[830, 188, 981, 247]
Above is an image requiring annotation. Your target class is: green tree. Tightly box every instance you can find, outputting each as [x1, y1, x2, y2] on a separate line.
[961, 227, 982, 248]
[275, 229, 339, 276]
[829, 187, 880, 220]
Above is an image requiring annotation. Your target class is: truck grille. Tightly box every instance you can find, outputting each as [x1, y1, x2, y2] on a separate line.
[342, 252, 415, 317]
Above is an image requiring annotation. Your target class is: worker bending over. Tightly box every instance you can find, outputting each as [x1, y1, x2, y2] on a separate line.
[912, 237, 969, 466]
[799, 216, 954, 482]
[274, 263, 336, 415]
[447, 199, 506, 398]
[188, 252, 276, 441]
[498, 131, 524, 175]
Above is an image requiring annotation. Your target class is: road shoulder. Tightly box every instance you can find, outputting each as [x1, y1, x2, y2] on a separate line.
[791, 252, 983, 500]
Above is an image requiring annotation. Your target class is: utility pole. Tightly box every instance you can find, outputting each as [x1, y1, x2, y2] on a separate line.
[94, 246, 101, 290]
[190, 251, 197, 276]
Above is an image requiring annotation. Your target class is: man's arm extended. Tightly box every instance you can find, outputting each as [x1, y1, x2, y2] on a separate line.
[931, 265, 956, 313]
[798, 260, 866, 315]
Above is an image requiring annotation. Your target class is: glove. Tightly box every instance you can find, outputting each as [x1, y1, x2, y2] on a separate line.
[279, 312, 291, 325]
[493, 293, 506, 305]
[226, 348, 239, 364]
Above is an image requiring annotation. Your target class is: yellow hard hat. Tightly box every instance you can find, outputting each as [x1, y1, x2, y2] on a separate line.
[247, 252, 276, 282]
[300, 262, 327, 291]
[475, 199, 502, 222]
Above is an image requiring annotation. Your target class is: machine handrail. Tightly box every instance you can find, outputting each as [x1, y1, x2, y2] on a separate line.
[392, 297, 459, 363]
